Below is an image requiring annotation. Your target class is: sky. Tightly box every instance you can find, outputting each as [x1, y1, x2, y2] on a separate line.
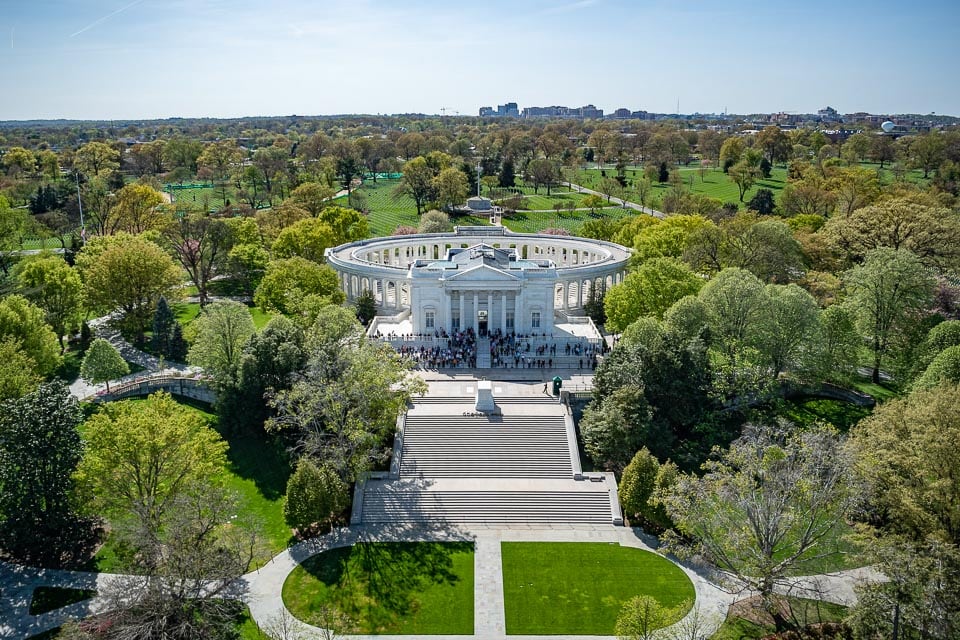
[0, 0, 958, 120]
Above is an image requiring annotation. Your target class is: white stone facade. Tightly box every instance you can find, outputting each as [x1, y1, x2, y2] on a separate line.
[325, 227, 631, 335]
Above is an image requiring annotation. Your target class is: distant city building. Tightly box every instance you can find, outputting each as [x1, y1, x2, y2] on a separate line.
[479, 102, 519, 118]
[498, 102, 519, 117]
[520, 104, 602, 119]
[612, 108, 632, 119]
[818, 106, 839, 120]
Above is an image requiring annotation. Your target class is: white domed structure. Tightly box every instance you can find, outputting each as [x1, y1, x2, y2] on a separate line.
[325, 226, 631, 337]
[881, 121, 896, 133]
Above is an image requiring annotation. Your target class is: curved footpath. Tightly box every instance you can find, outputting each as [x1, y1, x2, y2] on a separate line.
[1, 521, 881, 640]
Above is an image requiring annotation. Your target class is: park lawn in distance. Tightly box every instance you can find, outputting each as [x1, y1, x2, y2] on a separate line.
[502, 206, 632, 234]
[501, 542, 694, 635]
[283, 542, 474, 634]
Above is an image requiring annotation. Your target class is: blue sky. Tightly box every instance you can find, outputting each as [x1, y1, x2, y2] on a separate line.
[0, 0, 957, 120]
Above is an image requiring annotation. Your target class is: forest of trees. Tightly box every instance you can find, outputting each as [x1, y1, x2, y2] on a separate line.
[2, 113, 960, 639]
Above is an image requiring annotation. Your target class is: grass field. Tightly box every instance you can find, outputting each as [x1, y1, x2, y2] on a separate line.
[501, 542, 694, 635]
[283, 542, 475, 635]
[352, 179, 489, 236]
[782, 397, 873, 432]
[501, 205, 634, 234]
[171, 301, 273, 330]
[90, 396, 291, 571]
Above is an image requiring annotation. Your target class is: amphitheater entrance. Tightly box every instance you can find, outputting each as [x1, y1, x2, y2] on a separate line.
[478, 309, 488, 336]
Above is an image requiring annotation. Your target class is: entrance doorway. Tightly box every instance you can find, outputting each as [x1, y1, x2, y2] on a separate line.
[478, 310, 488, 336]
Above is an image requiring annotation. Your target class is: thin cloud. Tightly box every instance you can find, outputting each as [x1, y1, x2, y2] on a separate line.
[542, 0, 600, 15]
[70, 0, 147, 38]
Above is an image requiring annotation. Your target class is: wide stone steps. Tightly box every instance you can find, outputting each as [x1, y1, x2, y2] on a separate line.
[360, 490, 612, 524]
[400, 415, 572, 478]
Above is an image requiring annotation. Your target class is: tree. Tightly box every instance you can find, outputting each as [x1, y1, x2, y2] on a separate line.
[418, 209, 451, 234]
[0, 294, 61, 376]
[272, 218, 337, 263]
[499, 158, 516, 188]
[110, 183, 164, 234]
[355, 289, 377, 326]
[163, 213, 232, 306]
[0, 195, 32, 275]
[2, 146, 35, 177]
[914, 345, 960, 389]
[728, 159, 760, 202]
[816, 304, 861, 384]
[269, 307, 423, 480]
[909, 132, 947, 178]
[16, 256, 82, 352]
[151, 296, 178, 359]
[663, 422, 855, 628]
[0, 339, 41, 402]
[615, 595, 679, 640]
[254, 257, 345, 315]
[79, 234, 182, 336]
[75, 141, 120, 178]
[197, 140, 241, 202]
[852, 384, 960, 544]
[187, 300, 255, 389]
[80, 338, 129, 392]
[395, 156, 435, 215]
[604, 258, 703, 332]
[747, 188, 776, 215]
[844, 248, 935, 383]
[220, 315, 306, 434]
[0, 381, 88, 563]
[719, 137, 744, 172]
[283, 458, 349, 534]
[431, 166, 469, 210]
[588, 128, 615, 169]
[526, 158, 559, 195]
[290, 181, 336, 217]
[823, 197, 960, 270]
[76, 392, 228, 560]
[619, 447, 675, 528]
[752, 284, 821, 379]
[756, 126, 790, 164]
[697, 267, 766, 360]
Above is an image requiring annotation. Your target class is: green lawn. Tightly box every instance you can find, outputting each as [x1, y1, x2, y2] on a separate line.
[90, 396, 291, 571]
[29, 587, 97, 615]
[782, 398, 872, 432]
[501, 542, 694, 635]
[501, 205, 633, 234]
[172, 301, 273, 330]
[283, 542, 475, 635]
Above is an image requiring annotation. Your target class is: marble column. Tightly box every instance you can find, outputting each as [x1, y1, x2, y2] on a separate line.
[473, 291, 479, 332]
[487, 291, 493, 331]
[458, 290, 465, 332]
[501, 291, 507, 332]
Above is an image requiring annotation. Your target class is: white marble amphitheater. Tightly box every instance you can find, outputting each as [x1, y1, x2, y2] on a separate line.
[325, 226, 631, 337]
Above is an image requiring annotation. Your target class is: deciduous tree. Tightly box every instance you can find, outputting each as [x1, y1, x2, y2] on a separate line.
[16, 256, 83, 352]
[283, 458, 349, 534]
[187, 300, 255, 389]
[604, 258, 703, 332]
[80, 338, 129, 392]
[0, 294, 61, 376]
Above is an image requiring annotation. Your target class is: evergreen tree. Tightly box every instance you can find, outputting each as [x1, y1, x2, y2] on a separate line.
[658, 162, 669, 183]
[152, 296, 175, 357]
[283, 458, 349, 535]
[0, 381, 89, 563]
[169, 323, 188, 361]
[355, 289, 377, 326]
[499, 158, 516, 188]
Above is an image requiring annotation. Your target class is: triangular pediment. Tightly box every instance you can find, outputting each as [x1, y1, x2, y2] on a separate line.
[444, 264, 520, 282]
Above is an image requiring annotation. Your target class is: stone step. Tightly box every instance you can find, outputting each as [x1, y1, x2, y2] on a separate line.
[360, 490, 612, 524]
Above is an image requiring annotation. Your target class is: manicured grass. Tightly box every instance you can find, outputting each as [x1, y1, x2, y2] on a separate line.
[172, 301, 273, 331]
[782, 397, 872, 432]
[353, 179, 422, 236]
[501, 206, 632, 234]
[283, 542, 475, 635]
[501, 542, 694, 635]
[849, 378, 900, 402]
[29, 587, 96, 615]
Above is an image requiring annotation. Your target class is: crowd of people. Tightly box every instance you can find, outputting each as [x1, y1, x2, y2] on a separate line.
[384, 327, 608, 370]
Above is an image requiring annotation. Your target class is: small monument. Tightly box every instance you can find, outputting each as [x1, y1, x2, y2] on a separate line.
[475, 380, 496, 413]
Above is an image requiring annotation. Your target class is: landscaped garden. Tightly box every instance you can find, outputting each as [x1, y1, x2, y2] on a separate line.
[282, 542, 475, 634]
[500, 542, 694, 635]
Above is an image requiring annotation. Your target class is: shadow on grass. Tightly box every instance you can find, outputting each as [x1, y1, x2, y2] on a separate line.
[296, 541, 472, 633]
[220, 430, 291, 502]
